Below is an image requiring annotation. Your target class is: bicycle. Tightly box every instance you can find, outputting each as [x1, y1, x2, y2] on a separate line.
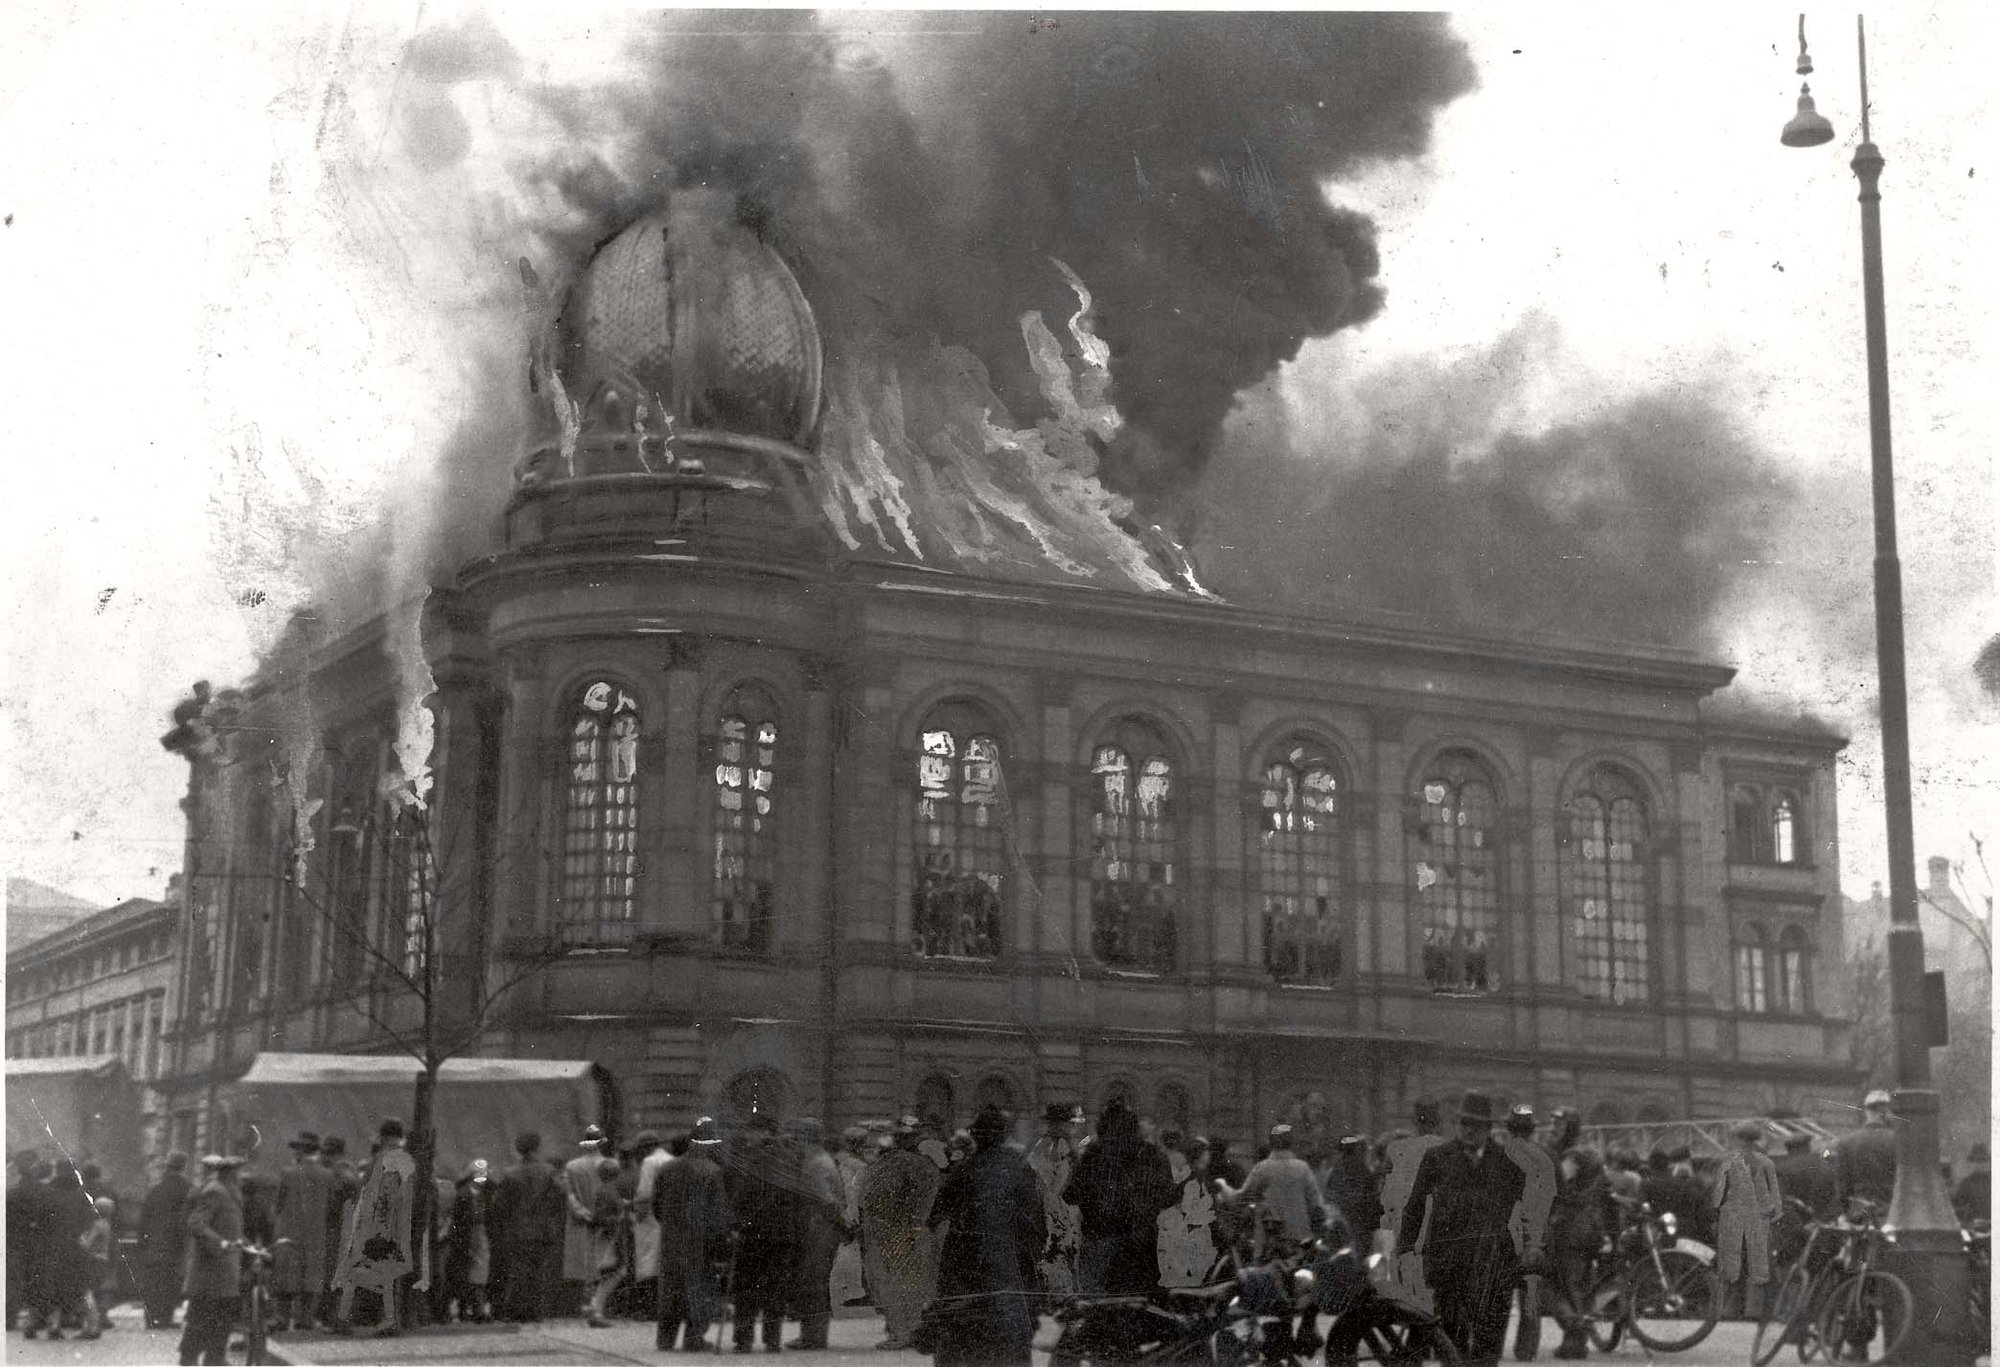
[1751, 1198, 1911, 1365]
[1572, 1199, 1719, 1353]
[232, 1236, 295, 1366]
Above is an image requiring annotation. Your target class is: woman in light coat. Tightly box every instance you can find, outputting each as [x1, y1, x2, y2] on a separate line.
[1712, 1121, 1782, 1316]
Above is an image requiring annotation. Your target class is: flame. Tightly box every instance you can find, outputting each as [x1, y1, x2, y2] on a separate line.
[812, 264, 1172, 594]
[381, 594, 436, 810]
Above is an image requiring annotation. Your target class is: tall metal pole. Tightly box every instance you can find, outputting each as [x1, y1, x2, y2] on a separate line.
[1845, 17, 1970, 1364]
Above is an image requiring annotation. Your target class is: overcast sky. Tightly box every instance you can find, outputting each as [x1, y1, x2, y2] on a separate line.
[2, 3, 1993, 914]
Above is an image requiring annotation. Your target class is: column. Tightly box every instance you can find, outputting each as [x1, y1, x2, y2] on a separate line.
[1370, 712, 1413, 980]
[659, 637, 705, 935]
[1525, 728, 1564, 995]
[1036, 676, 1078, 968]
[795, 661, 836, 954]
[1209, 692, 1248, 969]
[492, 646, 548, 939]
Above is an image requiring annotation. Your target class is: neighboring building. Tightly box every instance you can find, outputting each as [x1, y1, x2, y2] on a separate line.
[1844, 858, 1993, 1167]
[154, 196, 1860, 1153]
[5, 882, 180, 1157]
[6, 877, 103, 951]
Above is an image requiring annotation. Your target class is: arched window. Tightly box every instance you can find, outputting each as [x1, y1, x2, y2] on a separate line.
[1729, 785, 1768, 863]
[559, 680, 641, 946]
[230, 785, 273, 1011]
[712, 685, 780, 953]
[1414, 751, 1500, 993]
[913, 703, 1008, 959]
[1777, 925, 1811, 1013]
[1564, 767, 1652, 1006]
[385, 808, 435, 979]
[324, 746, 379, 990]
[1736, 922, 1771, 1013]
[1772, 793, 1802, 866]
[1089, 719, 1178, 973]
[1257, 740, 1343, 986]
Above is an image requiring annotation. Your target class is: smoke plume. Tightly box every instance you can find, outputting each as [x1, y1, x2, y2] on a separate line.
[520, 11, 1476, 509]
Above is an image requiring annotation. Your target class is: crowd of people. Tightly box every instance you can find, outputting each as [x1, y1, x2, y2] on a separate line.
[5, 1084, 1990, 1367]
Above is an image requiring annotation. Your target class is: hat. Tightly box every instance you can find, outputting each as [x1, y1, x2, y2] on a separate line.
[1268, 1123, 1295, 1145]
[287, 1130, 321, 1153]
[514, 1131, 542, 1156]
[689, 1117, 722, 1146]
[579, 1123, 607, 1148]
[1507, 1103, 1536, 1133]
[841, 1124, 868, 1142]
[1338, 1134, 1367, 1152]
[1044, 1102, 1079, 1125]
[1732, 1120, 1768, 1143]
[319, 1136, 347, 1159]
[971, 1104, 1009, 1143]
[893, 1114, 923, 1136]
[201, 1154, 247, 1170]
[630, 1129, 662, 1151]
[1458, 1092, 1495, 1126]
[462, 1158, 489, 1181]
[378, 1117, 406, 1141]
[1864, 1089, 1892, 1108]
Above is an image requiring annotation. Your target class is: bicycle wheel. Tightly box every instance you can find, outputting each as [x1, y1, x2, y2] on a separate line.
[1625, 1248, 1720, 1352]
[1323, 1297, 1463, 1366]
[1753, 1262, 1813, 1366]
[245, 1285, 268, 1366]
[1813, 1269, 1913, 1364]
[1584, 1273, 1627, 1352]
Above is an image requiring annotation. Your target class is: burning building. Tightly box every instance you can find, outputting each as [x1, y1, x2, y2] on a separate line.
[154, 186, 1856, 1155]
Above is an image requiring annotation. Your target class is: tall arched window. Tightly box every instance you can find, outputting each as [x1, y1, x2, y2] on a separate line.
[913, 703, 1008, 959]
[1089, 719, 1178, 973]
[559, 680, 641, 947]
[1777, 925, 1811, 1013]
[1736, 922, 1771, 1013]
[712, 685, 780, 953]
[1772, 793, 1801, 866]
[386, 808, 435, 979]
[1565, 767, 1652, 1005]
[1414, 751, 1500, 993]
[1729, 785, 1768, 863]
[1258, 740, 1344, 986]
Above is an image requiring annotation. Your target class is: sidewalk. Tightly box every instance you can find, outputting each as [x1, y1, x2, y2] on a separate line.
[275, 1309, 904, 1367]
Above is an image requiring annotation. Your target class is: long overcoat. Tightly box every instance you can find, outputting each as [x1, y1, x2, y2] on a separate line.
[924, 1141, 1046, 1367]
[559, 1152, 611, 1281]
[653, 1148, 732, 1326]
[273, 1159, 334, 1294]
[860, 1146, 944, 1342]
[1398, 1139, 1526, 1312]
[182, 1177, 245, 1300]
[138, 1170, 192, 1274]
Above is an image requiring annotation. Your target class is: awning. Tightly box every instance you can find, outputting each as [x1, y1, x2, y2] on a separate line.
[225, 1053, 605, 1171]
[5, 1055, 147, 1194]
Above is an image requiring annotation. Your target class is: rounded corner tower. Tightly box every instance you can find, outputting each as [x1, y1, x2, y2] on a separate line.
[506, 190, 827, 558]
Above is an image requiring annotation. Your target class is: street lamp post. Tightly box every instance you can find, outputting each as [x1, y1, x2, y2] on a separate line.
[1780, 17, 1971, 1365]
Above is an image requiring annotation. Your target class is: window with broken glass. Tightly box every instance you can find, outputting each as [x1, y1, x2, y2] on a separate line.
[913, 707, 1008, 960]
[1089, 721, 1178, 974]
[229, 786, 274, 1012]
[323, 746, 380, 991]
[1413, 752, 1499, 993]
[1736, 922, 1771, 1013]
[712, 686, 779, 953]
[1257, 742, 1343, 986]
[1564, 768, 1652, 1006]
[384, 808, 435, 979]
[559, 680, 641, 947]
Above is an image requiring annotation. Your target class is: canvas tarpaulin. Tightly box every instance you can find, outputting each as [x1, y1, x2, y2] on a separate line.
[5, 1055, 147, 1193]
[226, 1053, 603, 1169]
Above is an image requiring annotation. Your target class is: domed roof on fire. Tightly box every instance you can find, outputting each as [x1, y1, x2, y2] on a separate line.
[553, 198, 823, 448]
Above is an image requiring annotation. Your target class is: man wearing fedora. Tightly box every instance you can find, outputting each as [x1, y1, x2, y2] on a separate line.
[178, 1154, 246, 1367]
[560, 1124, 617, 1326]
[654, 1117, 732, 1351]
[1397, 1092, 1526, 1367]
[273, 1130, 333, 1332]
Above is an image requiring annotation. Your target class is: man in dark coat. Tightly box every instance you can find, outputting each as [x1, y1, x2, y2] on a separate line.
[138, 1151, 194, 1329]
[924, 1105, 1046, 1367]
[273, 1132, 333, 1331]
[318, 1136, 360, 1330]
[789, 1118, 847, 1349]
[1063, 1100, 1177, 1300]
[43, 1161, 97, 1338]
[1835, 1090, 1898, 1207]
[1324, 1135, 1383, 1246]
[654, 1116, 733, 1351]
[178, 1155, 246, 1367]
[1397, 1092, 1525, 1367]
[12, 1158, 63, 1339]
[488, 1130, 564, 1323]
[1953, 1142, 1990, 1228]
[726, 1113, 802, 1353]
[1544, 1146, 1610, 1361]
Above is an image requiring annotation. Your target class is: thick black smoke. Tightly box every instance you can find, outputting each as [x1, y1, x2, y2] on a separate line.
[521, 11, 1476, 507]
[1190, 347, 1807, 650]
